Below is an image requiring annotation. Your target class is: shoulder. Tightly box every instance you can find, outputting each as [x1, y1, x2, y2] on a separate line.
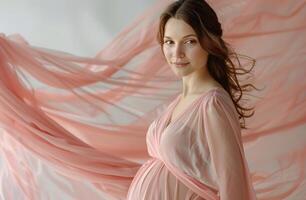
[203, 87, 233, 107]
[202, 88, 239, 121]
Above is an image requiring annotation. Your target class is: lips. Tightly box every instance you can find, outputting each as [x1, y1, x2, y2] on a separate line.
[172, 62, 190, 67]
[173, 62, 189, 65]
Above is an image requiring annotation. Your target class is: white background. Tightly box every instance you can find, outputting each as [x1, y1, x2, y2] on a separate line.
[0, 0, 156, 56]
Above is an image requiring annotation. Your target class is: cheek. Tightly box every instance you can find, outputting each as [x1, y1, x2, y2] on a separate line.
[162, 47, 172, 61]
[188, 48, 208, 64]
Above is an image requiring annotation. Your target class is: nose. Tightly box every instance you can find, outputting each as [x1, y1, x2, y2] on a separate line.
[174, 44, 185, 58]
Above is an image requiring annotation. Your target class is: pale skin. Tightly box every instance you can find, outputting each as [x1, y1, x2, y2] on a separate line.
[162, 18, 222, 124]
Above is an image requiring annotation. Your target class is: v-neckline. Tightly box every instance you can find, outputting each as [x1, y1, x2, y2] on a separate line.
[164, 87, 222, 130]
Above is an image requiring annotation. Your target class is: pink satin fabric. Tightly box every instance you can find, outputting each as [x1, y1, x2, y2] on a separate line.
[0, 0, 305, 199]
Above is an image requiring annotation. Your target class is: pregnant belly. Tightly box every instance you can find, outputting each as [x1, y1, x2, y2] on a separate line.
[127, 158, 203, 200]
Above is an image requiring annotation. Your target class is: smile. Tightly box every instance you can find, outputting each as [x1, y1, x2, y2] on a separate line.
[172, 62, 190, 67]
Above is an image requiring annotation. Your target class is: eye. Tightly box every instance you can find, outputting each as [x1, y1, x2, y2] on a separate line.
[185, 39, 197, 45]
[163, 40, 174, 45]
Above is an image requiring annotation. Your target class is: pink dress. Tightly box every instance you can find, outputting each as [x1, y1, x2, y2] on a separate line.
[127, 87, 257, 200]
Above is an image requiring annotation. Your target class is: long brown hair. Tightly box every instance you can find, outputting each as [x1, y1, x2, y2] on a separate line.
[157, 0, 260, 129]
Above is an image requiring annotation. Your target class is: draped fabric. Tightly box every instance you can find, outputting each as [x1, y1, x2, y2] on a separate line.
[127, 87, 257, 200]
[0, 0, 305, 199]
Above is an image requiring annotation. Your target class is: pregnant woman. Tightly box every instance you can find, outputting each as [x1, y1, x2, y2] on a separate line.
[127, 0, 257, 199]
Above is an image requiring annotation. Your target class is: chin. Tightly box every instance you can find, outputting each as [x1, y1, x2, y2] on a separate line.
[174, 70, 192, 78]
[178, 66, 204, 76]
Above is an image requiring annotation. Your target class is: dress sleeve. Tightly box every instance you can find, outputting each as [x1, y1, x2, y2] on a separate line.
[203, 93, 256, 200]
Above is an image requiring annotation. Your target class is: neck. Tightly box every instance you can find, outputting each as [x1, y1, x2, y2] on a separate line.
[181, 68, 219, 97]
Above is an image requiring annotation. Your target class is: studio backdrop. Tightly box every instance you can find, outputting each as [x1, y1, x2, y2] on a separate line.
[0, 0, 305, 199]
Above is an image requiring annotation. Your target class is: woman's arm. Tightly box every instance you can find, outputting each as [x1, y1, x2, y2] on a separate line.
[203, 93, 256, 200]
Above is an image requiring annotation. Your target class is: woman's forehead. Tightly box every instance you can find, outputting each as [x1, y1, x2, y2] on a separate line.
[164, 18, 196, 39]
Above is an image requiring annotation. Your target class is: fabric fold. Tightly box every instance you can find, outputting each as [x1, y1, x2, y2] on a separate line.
[0, 0, 306, 199]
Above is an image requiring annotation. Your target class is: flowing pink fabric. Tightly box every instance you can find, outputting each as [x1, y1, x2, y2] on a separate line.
[127, 87, 256, 200]
[0, 0, 305, 199]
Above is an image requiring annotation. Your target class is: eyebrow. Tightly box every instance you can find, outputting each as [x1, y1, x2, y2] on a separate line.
[164, 34, 197, 39]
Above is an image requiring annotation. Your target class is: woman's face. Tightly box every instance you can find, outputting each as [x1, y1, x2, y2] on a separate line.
[162, 18, 209, 78]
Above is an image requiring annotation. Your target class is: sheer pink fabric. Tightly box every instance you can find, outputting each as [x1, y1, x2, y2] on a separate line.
[127, 87, 256, 200]
[0, 0, 305, 199]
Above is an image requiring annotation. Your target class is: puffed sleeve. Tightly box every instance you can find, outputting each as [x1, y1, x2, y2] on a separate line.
[203, 93, 257, 200]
